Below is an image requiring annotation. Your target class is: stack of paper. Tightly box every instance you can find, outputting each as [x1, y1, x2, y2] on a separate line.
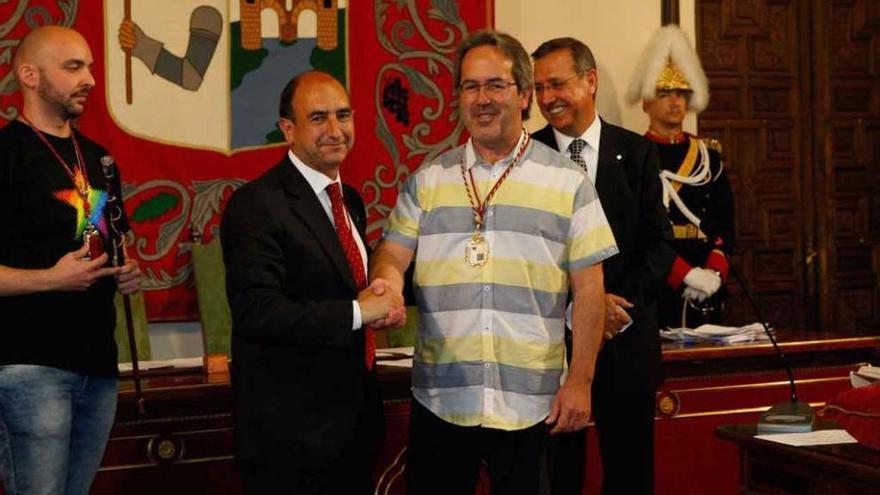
[376, 346, 414, 368]
[118, 357, 204, 372]
[660, 323, 771, 344]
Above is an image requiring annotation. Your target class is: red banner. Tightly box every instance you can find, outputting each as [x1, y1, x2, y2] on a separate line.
[1, 0, 491, 321]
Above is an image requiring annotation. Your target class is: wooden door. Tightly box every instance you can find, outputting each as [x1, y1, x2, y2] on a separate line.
[697, 0, 814, 329]
[811, 0, 880, 333]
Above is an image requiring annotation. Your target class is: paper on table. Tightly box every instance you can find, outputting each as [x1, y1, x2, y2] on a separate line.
[375, 346, 414, 358]
[755, 429, 858, 447]
[380, 358, 414, 368]
[376, 346, 414, 368]
[118, 357, 204, 372]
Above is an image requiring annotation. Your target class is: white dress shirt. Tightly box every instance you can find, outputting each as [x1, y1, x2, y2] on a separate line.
[552, 116, 633, 335]
[552, 110, 601, 185]
[289, 150, 368, 330]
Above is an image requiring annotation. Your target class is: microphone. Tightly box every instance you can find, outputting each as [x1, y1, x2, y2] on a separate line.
[722, 250, 814, 433]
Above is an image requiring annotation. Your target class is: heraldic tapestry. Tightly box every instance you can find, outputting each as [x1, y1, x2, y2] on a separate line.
[0, 0, 493, 320]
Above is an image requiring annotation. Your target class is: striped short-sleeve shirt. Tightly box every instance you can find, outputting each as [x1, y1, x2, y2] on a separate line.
[384, 134, 618, 431]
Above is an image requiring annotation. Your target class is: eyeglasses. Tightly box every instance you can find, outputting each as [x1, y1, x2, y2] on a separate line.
[534, 73, 582, 94]
[459, 79, 518, 95]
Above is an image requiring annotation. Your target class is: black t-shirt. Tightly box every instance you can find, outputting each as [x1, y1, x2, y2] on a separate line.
[0, 119, 129, 377]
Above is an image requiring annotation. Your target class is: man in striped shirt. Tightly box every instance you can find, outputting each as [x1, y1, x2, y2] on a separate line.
[371, 30, 618, 494]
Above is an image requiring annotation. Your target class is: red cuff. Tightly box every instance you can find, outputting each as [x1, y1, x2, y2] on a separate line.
[705, 249, 730, 281]
[667, 256, 692, 289]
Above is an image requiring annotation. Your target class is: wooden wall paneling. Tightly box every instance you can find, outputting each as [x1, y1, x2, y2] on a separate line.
[811, 0, 834, 332]
[814, 0, 880, 333]
[793, 0, 820, 330]
[698, 0, 809, 329]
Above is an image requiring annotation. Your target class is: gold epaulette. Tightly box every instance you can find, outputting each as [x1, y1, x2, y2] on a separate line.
[701, 137, 723, 154]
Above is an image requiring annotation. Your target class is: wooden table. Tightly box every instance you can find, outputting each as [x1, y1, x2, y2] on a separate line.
[94, 365, 413, 495]
[717, 423, 880, 494]
[85, 332, 880, 495]
[0, 332, 876, 495]
[596, 331, 880, 495]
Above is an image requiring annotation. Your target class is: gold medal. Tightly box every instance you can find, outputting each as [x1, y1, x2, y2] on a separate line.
[465, 232, 489, 267]
[460, 130, 530, 267]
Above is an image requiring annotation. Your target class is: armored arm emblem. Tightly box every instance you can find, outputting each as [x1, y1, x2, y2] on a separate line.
[118, 6, 223, 92]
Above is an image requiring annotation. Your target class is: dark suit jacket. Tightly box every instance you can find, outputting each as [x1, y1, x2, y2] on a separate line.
[533, 122, 675, 393]
[221, 155, 382, 466]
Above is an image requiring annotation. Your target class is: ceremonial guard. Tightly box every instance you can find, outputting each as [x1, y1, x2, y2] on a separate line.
[627, 25, 735, 328]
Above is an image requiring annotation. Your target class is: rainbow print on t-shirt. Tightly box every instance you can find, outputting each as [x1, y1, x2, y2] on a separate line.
[53, 184, 108, 240]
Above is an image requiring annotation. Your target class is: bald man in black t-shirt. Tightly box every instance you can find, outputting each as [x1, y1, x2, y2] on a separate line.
[0, 26, 141, 495]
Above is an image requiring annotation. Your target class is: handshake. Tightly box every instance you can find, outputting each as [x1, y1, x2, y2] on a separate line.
[357, 278, 407, 329]
[682, 267, 722, 303]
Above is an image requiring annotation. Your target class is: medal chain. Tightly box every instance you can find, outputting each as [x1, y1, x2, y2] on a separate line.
[460, 129, 531, 233]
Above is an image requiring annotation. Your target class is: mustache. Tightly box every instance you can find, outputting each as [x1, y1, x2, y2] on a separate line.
[469, 103, 500, 117]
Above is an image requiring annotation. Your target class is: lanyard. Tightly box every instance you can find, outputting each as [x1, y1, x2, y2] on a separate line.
[460, 130, 530, 232]
[20, 115, 92, 217]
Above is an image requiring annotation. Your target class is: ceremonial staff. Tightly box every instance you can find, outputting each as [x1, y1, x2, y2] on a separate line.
[101, 156, 145, 415]
[124, 0, 133, 104]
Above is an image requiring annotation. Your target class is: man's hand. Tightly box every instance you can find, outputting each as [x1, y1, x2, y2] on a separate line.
[116, 258, 142, 295]
[683, 267, 721, 296]
[368, 278, 407, 328]
[545, 379, 591, 435]
[604, 293, 633, 340]
[375, 306, 407, 329]
[557, 263, 603, 434]
[358, 278, 404, 325]
[368, 240, 415, 328]
[48, 244, 120, 291]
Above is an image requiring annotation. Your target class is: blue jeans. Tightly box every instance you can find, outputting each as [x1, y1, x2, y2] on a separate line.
[0, 365, 117, 495]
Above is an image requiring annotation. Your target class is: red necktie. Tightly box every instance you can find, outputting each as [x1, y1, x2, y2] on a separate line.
[326, 183, 375, 370]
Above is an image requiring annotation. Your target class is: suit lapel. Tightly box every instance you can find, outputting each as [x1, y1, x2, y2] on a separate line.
[596, 120, 624, 201]
[279, 158, 358, 293]
[343, 190, 368, 252]
[535, 122, 622, 198]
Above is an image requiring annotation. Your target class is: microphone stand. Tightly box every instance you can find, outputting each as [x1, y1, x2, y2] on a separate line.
[725, 253, 814, 432]
[102, 157, 146, 416]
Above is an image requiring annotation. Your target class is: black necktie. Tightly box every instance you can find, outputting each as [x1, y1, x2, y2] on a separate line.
[568, 138, 589, 173]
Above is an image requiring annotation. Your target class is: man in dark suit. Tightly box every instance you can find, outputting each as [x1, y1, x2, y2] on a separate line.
[221, 71, 404, 494]
[531, 38, 676, 495]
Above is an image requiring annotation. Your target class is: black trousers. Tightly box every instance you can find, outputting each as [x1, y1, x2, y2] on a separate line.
[406, 399, 549, 495]
[239, 395, 381, 495]
[240, 454, 373, 495]
[545, 389, 656, 495]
